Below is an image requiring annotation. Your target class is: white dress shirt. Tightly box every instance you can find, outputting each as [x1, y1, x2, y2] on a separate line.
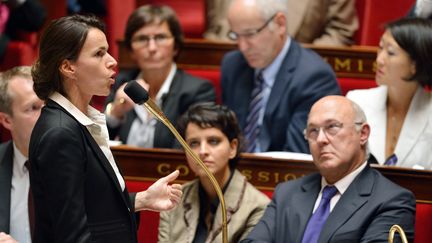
[9, 144, 31, 243]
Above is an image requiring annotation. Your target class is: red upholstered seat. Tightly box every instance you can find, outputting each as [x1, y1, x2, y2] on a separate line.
[354, 0, 415, 46]
[337, 77, 377, 95]
[0, 37, 37, 71]
[137, 0, 206, 38]
[184, 68, 221, 103]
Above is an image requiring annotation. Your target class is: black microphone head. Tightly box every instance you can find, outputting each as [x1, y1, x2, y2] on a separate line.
[124, 80, 149, 104]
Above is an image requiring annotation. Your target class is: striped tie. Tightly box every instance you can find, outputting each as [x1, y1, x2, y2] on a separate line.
[244, 71, 265, 152]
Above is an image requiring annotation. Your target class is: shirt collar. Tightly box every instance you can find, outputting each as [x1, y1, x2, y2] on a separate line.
[321, 161, 368, 195]
[257, 37, 291, 86]
[50, 92, 99, 126]
[12, 142, 27, 173]
[137, 63, 177, 105]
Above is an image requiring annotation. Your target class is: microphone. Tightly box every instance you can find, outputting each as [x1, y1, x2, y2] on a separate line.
[124, 80, 228, 243]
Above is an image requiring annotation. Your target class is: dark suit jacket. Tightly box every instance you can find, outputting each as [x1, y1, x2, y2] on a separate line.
[105, 68, 216, 148]
[0, 141, 13, 233]
[221, 40, 340, 153]
[29, 100, 138, 243]
[241, 164, 416, 243]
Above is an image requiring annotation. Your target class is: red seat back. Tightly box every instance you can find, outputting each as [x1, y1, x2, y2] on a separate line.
[354, 0, 415, 46]
[184, 68, 221, 103]
[337, 77, 377, 95]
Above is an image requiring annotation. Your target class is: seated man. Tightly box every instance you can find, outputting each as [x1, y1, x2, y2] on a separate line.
[221, 0, 340, 154]
[0, 66, 44, 243]
[241, 96, 415, 243]
[205, 0, 358, 46]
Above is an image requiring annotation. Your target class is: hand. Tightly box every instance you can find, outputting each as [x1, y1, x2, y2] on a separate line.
[0, 232, 18, 243]
[135, 170, 182, 212]
[109, 79, 149, 119]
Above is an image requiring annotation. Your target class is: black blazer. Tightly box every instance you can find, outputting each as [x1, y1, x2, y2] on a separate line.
[242, 164, 416, 243]
[221, 40, 340, 153]
[105, 68, 216, 148]
[0, 141, 13, 233]
[29, 100, 138, 243]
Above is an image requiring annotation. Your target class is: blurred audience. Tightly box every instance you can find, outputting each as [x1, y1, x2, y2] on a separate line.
[104, 5, 216, 148]
[241, 96, 415, 243]
[0, 0, 46, 59]
[221, 0, 340, 154]
[158, 102, 269, 243]
[205, 0, 358, 46]
[0, 66, 44, 243]
[407, 0, 432, 18]
[347, 18, 432, 170]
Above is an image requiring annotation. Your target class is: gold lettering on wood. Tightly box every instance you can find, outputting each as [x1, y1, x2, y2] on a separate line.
[334, 58, 351, 71]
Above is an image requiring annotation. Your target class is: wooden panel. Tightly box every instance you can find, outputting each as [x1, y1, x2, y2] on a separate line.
[113, 146, 432, 203]
[117, 38, 378, 79]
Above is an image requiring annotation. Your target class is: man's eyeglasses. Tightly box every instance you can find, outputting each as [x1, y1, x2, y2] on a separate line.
[131, 34, 173, 48]
[304, 122, 364, 141]
[227, 14, 277, 41]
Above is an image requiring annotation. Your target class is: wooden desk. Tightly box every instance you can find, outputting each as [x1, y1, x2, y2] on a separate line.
[118, 38, 378, 79]
[113, 146, 432, 203]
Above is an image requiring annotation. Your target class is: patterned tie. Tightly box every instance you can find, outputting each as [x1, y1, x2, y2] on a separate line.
[384, 153, 398, 166]
[24, 160, 35, 238]
[244, 71, 265, 152]
[301, 186, 338, 243]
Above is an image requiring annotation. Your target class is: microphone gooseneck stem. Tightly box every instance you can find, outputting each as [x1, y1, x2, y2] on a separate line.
[143, 98, 228, 243]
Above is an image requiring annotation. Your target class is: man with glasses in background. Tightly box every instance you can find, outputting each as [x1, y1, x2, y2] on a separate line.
[221, 0, 340, 154]
[241, 95, 416, 243]
[104, 5, 215, 148]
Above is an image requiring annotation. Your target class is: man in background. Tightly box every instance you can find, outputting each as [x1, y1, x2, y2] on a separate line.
[221, 0, 340, 154]
[241, 96, 415, 242]
[0, 66, 44, 243]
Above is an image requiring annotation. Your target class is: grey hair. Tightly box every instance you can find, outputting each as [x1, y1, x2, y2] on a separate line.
[350, 99, 370, 157]
[0, 66, 32, 115]
[229, 0, 289, 28]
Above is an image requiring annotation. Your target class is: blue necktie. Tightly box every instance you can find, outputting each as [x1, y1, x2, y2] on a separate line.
[301, 185, 338, 243]
[384, 154, 398, 166]
[244, 71, 264, 152]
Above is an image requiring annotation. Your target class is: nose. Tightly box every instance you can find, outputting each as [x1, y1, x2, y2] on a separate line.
[376, 49, 385, 67]
[315, 128, 329, 145]
[147, 38, 158, 51]
[198, 142, 209, 157]
[107, 53, 118, 69]
[237, 37, 250, 53]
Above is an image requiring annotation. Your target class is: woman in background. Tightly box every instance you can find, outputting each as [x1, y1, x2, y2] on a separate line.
[105, 5, 216, 148]
[347, 18, 432, 169]
[30, 15, 182, 243]
[158, 103, 270, 243]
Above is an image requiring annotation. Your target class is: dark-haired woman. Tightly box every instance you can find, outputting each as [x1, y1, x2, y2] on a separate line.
[347, 18, 432, 169]
[104, 5, 216, 148]
[158, 103, 269, 243]
[29, 15, 182, 243]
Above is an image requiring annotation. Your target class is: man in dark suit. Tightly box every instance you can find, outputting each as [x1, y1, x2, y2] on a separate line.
[241, 96, 416, 243]
[0, 66, 44, 243]
[221, 0, 341, 154]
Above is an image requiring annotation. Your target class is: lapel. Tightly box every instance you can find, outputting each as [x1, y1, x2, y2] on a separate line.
[0, 141, 13, 233]
[365, 86, 388, 163]
[154, 70, 182, 147]
[237, 67, 255, 128]
[291, 174, 322, 243]
[287, 0, 311, 37]
[260, 41, 298, 151]
[49, 101, 130, 209]
[182, 180, 200, 242]
[207, 170, 247, 242]
[395, 87, 432, 163]
[319, 165, 373, 242]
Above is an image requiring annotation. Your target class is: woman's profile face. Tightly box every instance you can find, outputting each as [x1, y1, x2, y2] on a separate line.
[130, 21, 176, 72]
[185, 123, 238, 179]
[375, 30, 416, 86]
[70, 28, 117, 97]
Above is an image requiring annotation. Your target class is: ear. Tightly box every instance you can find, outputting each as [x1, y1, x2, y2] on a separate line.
[228, 138, 239, 159]
[0, 112, 13, 131]
[59, 59, 76, 80]
[359, 123, 370, 146]
[274, 12, 287, 34]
